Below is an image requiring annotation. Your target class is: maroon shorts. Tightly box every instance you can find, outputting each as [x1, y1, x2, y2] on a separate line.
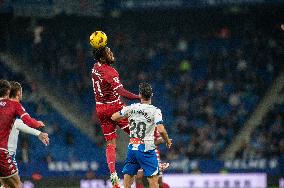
[0, 148, 18, 178]
[96, 101, 130, 141]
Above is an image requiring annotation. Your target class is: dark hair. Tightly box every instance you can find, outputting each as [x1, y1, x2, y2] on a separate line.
[139, 82, 153, 100]
[0, 79, 11, 97]
[9, 81, 21, 98]
[93, 47, 106, 61]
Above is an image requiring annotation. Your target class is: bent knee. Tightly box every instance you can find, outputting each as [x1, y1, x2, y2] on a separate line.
[149, 181, 159, 188]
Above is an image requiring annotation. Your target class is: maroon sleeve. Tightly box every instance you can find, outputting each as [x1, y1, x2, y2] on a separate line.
[104, 68, 123, 90]
[117, 87, 140, 100]
[14, 102, 41, 128]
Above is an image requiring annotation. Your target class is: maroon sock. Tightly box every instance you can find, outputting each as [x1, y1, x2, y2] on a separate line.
[136, 183, 144, 188]
[163, 182, 170, 188]
[106, 144, 116, 174]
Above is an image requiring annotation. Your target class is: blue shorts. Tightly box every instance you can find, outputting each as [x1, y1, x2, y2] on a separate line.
[122, 148, 159, 177]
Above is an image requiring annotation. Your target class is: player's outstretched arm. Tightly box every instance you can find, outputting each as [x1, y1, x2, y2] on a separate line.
[111, 112, 127, 121]
[156, 124, 172, 149]
[117, 87, 140, 100]
[15, 102, 45, 128]
[14, 120, 49, 146]
[154, 137, 165, 145]
[15, 119, 41, 136]
[112, 105, 130, 121]
[21, 115, 45, 129]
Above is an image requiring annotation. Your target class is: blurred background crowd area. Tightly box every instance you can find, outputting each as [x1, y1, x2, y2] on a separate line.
[0, 2, 283, 165]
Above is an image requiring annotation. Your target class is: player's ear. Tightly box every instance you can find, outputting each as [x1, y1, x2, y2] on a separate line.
[100, 56, 105, 62]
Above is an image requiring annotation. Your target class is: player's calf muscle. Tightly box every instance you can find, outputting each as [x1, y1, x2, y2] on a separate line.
[123, 174, 135, 188]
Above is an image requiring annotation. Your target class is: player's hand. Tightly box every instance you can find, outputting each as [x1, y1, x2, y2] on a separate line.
[37, 121, 45, 128]
[159, 162, 170, 172]
[38, 132, 49, 146]
[166, 139, 172, 149]
[154, 138, 165, 146]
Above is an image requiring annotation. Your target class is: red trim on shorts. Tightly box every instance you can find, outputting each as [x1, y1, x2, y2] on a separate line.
[0, 149, 18, 178]
[0, 171, 18, 179]
[129, 138, 144, 144]
[104, 133, 117, 141]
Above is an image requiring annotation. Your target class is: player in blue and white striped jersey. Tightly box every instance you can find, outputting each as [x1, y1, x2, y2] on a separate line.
[111, 83, 172, 188]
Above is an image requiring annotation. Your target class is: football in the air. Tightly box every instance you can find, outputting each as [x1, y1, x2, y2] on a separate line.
[89, 31, 107, 49]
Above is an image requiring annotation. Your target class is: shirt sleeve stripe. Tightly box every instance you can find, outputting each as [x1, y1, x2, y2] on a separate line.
[20, 113, 28, 119]
[113, 84, 123, 90]
[155, 121, 163, 125]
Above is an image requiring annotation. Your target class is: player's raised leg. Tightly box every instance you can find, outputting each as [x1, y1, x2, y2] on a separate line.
[108, 103, 131, 187]
[116, 118, 130, 135]
[106, 139, 120, 187]
[106, 139, 117, 173]
[98, 113, 121, 187]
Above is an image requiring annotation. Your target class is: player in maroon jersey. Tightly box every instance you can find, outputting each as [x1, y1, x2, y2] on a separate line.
[135, 128, 170, 188]
[91, 47, 140, 188]
[0, 79, 44, 188]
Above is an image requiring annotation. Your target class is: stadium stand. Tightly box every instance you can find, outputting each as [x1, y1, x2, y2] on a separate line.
[0, 62, 105, 165]
[235, 103, 284, 159]
[0, 7, 283, 186]
[1, 12, 283, 162]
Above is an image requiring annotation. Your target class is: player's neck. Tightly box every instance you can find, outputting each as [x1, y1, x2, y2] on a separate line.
[141, 99, 151, 105]
[0, 95, 9, 100]
[10, 98, 19, 102]
[99, 59, 108, 64]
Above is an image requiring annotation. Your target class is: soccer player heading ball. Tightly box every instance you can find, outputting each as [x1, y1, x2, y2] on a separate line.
[90, 31, 108, 49]
[91, 44, 140, 187]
